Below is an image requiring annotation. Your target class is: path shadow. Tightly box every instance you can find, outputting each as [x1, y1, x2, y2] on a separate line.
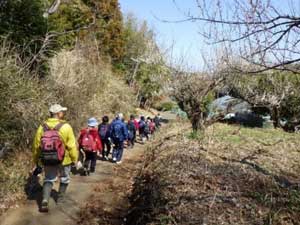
[24, 174, 60, 211]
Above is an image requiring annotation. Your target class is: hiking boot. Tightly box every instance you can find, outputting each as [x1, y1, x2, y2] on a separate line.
[57, 183, 68, 205]
[40, 182, 53, 212]
[40, 200, 49, 213]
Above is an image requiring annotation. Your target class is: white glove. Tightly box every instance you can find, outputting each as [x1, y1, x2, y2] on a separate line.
[76, 161, 83, 170]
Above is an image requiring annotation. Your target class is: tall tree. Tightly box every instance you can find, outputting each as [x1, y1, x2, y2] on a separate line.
[82, 0, 125, 62]
[0, 0, 47, 53]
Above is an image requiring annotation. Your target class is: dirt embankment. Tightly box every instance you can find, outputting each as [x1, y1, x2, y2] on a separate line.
[125, 122, 300, 225]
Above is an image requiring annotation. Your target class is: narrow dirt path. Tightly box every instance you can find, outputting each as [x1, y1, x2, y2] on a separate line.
[0, 140, 150, 225]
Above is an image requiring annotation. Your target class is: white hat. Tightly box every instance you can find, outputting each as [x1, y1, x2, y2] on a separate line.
[88, 117, 99, 127]
[49, 104, 68, 113]
[116, 113, 124, 119]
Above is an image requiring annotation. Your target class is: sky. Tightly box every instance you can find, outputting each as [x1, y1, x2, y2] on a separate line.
[118, 0, 207, 71]
[118, 0, 300, 71]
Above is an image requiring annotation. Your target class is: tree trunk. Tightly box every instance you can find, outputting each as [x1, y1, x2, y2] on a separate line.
[271, 107, 280, 128]
[191, 111, 205, 131]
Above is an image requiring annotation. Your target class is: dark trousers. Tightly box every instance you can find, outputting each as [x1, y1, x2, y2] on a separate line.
[128, 132, 136, 148]
[84, 151, 97, 172]
[102, 139, 111, 158]
[112, 141, 124, 162]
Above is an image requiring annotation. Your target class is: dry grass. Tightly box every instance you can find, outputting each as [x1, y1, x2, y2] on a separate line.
[0, 152, 32, 215]
[126, 122, 300, 225]
[49, 48, 136, 132]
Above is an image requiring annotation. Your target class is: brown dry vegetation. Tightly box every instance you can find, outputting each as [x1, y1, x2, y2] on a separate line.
[126, 122, 300, 225]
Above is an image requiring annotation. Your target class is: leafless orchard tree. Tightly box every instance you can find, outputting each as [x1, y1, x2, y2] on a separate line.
[225, 71, 300, 128]
[171, 70, 224, 130]
[171, 0, 300, 73]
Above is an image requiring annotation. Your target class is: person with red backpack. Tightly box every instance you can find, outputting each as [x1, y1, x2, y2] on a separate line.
[78, 118, 102, 175]
[32, 104, 78, 213]
[133, 116, 140, 131]
[98, 116, 111, 160]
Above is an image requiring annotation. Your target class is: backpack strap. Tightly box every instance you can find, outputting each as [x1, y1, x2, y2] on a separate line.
[53, 122, 66, 131]
[42, 123, 50, 132]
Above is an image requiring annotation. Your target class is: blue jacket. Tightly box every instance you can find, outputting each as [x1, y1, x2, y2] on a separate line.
[109, 119, 128, 142]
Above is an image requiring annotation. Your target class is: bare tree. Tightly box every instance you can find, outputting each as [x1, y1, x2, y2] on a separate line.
[172, 71, 223, 130]
[224, 70, 300, 128]
[171, 0, 300, 73]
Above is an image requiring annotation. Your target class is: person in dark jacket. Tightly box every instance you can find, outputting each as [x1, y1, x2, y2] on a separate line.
[109, 113, 128, 164]
[127, 115, 137, 148]
[98, 116, 111, 161]
[139, 116, 147, 142]
[154, 114, 161, 129]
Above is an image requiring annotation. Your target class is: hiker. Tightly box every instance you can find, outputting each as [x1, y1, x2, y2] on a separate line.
[154, 114, 161, 129]
[133, 116, 140, 131]
[127, 115, 137, 148]
[78, 118, 102, 175]
[110, 113, 128, 164]
[32, 104, 78, 212]
[149, 118, 156, 135]
[139, 116, 147, 142]
[98, 116, 111, 160]
[144, 117, 151, 140]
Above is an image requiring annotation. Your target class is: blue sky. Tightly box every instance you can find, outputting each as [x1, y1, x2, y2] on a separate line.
[119, 0, 206, 70]
[118, 0, 300, 71]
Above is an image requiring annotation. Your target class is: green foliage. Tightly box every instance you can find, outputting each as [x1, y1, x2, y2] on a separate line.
[121, 14, 169, 107]
[122, 14, 152, 70]
[0, 0, 47, 46]
[187, 130, 205, 140]
[82, 0, 125, 62]
[136, 62, 166, 106]
[48, 0, 92, 48]
[156, 101, 177, 111]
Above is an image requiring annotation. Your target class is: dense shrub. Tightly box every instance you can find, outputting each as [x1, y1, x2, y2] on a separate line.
[0, 45, 50, 148]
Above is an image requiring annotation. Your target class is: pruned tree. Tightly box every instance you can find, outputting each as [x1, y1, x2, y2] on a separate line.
[172, 0, 300, 73]
[225, 70, 300, 128]
[172, 72, 221, 130]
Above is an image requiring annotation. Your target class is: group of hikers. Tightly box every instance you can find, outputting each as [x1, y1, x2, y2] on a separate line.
[32, 104, 162, 212]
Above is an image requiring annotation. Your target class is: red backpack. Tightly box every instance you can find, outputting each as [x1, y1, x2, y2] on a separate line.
[80, 129, 97, 152]
[149, 122, 155, 133]
[40, 123, 65, 166]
